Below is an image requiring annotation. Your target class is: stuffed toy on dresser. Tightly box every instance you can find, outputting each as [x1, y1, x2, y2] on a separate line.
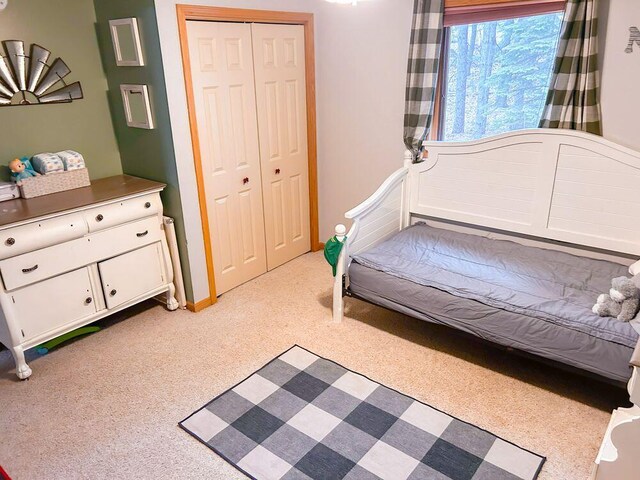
[8, 157, 39, 184]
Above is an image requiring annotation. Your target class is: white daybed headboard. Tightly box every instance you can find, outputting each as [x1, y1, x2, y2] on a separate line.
[415, 129, 640, 257]
[334, 128, 640, 322]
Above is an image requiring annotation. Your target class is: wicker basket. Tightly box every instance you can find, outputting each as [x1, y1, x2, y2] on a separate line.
[19, 168, 91, 199]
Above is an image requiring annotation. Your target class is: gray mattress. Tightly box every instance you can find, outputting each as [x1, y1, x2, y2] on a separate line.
[348, 223, 639, 383]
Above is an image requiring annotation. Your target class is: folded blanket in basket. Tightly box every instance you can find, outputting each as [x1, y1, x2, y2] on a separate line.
[31, 152, 64, 174]
[55, 150, 85, 171]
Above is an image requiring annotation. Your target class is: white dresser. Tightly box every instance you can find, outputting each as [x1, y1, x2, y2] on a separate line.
[0, 175, 178, 380]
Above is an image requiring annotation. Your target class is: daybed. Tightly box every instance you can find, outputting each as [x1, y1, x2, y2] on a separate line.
[349, 222, 637, 383]
[331, 129, 640, 478]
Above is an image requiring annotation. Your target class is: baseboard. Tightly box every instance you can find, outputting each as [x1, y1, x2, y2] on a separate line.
[186, 297, 214, 312]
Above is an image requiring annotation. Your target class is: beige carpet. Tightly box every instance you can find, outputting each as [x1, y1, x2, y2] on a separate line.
[0, 252, 629, 480]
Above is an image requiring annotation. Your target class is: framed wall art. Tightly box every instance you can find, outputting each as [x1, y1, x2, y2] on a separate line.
[109, 18, 144, 66]
[120, 84, 154, 129]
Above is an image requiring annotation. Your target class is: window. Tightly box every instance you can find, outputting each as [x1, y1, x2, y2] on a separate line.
[436, 5, 564, 141]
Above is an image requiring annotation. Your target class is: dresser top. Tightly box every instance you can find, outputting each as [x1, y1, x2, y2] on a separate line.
[0, 175, 166, 228]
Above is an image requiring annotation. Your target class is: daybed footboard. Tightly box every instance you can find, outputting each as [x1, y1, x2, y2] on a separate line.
[332, 153, 412, 323]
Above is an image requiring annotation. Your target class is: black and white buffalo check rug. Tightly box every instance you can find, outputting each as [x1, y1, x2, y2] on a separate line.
[180, 346, 545, 480]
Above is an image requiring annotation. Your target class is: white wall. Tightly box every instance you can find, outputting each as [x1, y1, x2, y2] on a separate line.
[600, 0, 640, 151]
[154, 0, 413, 302]
[155, 0, 637, 303]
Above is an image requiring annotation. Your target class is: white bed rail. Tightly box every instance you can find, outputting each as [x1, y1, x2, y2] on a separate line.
[332, 152, 412, 323]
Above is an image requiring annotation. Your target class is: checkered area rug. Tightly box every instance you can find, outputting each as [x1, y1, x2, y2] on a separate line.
[180, 346, 545, 480]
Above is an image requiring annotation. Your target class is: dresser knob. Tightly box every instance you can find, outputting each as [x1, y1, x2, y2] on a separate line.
[85, 297, 92, 304]
[275, 168, 281, 175]
[110, 289, 117, 297]
[96, 214, 104, 222]
[243, 177, 249, 185]
[5, 237, 15, 246]
[144, 202, 151, 209]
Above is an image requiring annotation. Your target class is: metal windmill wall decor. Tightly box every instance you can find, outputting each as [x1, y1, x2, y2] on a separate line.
[0, 40, 83, 106]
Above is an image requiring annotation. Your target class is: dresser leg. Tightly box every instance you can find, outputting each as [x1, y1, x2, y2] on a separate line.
[166, 283, 179, 311]
[10, 346, 32, 380]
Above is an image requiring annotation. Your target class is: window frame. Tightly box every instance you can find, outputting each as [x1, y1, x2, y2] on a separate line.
[431, 0, 566, 141]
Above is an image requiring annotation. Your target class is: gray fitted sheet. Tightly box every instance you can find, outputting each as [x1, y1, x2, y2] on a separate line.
[348, 223, 638, 382]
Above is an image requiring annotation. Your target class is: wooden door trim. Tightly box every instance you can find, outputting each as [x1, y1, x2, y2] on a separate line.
[186, 297, 213, 313]
[176, 5, 320, 305]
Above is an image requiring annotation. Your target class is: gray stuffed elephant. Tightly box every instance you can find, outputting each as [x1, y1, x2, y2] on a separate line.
[593, 276, 640, 322]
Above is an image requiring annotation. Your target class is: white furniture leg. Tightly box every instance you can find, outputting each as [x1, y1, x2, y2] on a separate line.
[163, 217, 187, 309]
[159, 223, 180, 312]
[332, 224, 347, 324]
[166, 282, 179, 311]
[10, 345, 31, 380]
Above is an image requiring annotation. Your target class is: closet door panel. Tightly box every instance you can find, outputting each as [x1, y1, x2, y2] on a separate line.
[187, 21, 267, 295]
[252, 23, 311, 271]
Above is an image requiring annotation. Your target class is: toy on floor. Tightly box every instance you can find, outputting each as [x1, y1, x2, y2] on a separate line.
[592, 276, 640, 322]
[8, 157, 39, 184]
[36, 326, 100, 355]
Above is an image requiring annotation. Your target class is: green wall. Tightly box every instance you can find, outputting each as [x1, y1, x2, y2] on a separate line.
[93, 0, 194, 301]
[0, 0, 122, 181]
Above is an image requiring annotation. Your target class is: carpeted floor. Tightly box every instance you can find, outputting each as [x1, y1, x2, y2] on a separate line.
[0, 252, 629, 480]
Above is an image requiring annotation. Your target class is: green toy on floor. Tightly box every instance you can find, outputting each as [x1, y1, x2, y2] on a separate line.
[36, 326, 100, 355]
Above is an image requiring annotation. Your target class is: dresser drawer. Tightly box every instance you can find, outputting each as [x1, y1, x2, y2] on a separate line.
[99, 243, 166, 309]
[0, 214, 87, 260]
[88, 215, 164, 258]
[84, 193, 161, 232]
[0, 216, 164, 291]
[10, 267, 97, 343]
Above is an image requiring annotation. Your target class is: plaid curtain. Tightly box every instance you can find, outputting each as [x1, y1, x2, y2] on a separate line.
[539, 0, 602, 135]
[404, 0, 444, 160]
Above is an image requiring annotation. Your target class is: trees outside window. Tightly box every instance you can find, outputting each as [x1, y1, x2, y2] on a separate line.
[441, 12, 563, 142]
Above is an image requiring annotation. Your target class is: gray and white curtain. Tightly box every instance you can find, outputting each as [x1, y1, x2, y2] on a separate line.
[539, 0, 602, 135]
[404, 0, 444, 160]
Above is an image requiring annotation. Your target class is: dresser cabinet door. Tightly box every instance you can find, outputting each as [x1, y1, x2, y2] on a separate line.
[98, 243, 165, 309]
[11, 267, 97, 342]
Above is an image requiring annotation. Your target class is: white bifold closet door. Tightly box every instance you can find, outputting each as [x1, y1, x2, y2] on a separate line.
[251, 23, 311, 271]
[186, 21, 267, 296]
[186, 21, 310, 295]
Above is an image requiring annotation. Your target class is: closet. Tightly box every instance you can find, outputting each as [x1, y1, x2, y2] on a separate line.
[186, 21, 311, 295]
